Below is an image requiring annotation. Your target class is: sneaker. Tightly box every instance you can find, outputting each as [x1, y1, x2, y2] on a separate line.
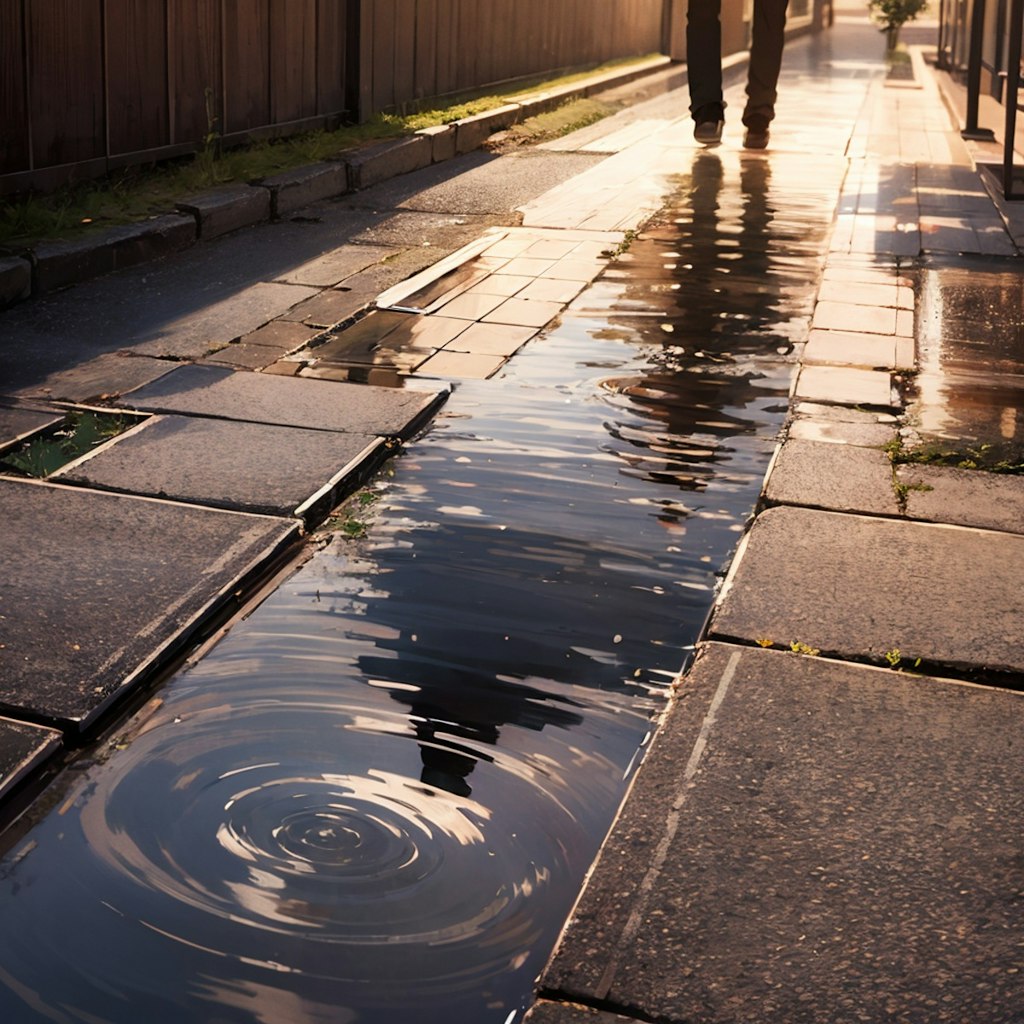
[743, 114, 771, 149]
[693, 103, 724, 146]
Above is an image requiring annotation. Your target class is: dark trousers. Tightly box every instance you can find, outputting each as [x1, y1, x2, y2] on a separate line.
[687, 0, 789, 124]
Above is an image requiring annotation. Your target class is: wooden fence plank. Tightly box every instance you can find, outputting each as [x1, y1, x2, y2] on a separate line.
[106, 0, 170, 156]
[168, 0, 221, 147]
[392, 0, 416, 111]
[270, 0, 317, 123]
[223, 0, 271, 134]
[316, 0, 348, 115]
[28, 0, 105, 166]
[0, 0, 30, 174]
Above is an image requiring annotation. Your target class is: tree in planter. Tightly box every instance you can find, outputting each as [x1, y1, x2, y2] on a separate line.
[868, 0, 928, 51]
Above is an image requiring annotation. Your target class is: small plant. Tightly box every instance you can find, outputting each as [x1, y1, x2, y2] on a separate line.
[790, 640, 820, 657]
[755, 636, 775, 648]
[868, 0, 929, 51]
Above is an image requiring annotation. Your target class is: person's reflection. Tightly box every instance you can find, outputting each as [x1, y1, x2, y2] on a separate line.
[601, 150, 791, 526]
[358, 602, 585, 799]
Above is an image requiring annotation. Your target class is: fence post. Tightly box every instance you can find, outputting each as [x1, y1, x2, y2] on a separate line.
[962, 0, 997, 140]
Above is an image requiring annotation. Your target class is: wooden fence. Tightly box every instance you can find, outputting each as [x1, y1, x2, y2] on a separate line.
[0, 0, 670, 195]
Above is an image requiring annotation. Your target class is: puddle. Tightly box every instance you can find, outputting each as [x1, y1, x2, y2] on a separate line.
[907, 257, 1024, 468]
[0, 408, 139, 478]
[0, 152, 838, 1023]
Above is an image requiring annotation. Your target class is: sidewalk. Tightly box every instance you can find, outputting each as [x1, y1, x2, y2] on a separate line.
[0, 4, 1021, 1020]
[528, 7, 1024, 1024]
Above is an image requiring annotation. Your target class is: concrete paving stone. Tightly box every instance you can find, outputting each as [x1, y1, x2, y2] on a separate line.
[542, 642, 1024, 1024]
[261, 360, 304, 377]
[821, 265, 913, 289]
[238, 320, 322, 353]
[525, 1002, 635, 1024]
[803, 328, 900, 368]
[0, 256, 32, 308]
[0, 477, 300, 730]
[12, 353, 173, 404]
[201, 341, 286, 370]
[261, 162, 348, 218]
[787, 416, 896, 448]
[443, 322, 536, 357]
[118, 362, 446, 438]
[462, 274, 532, 298]
[895, 307, 914, 337]
[795, 365, 895, 407]
[277, 287, 375, 329]
[812, 300, 898, 335]
[129, 281, 321, 359]
[379, 314, 470, 350]
[712, 505, 1024, 674]
[541, 258, 606, 283]
[523, 237, 580, 260]
[310, 310, 410, 360]
[346, 136, 432, 191]
[416, 350, 506, 379]
[482, 297, 563, 329]
[276, 243, 401, 288]
[432, 290, 507, 320]
[55, 414, 384, 521]
[175, 185, 271, 240]
[500, 256, 558, 277]
[765, 438, 899, 515]
[900, 462, 1024, 535]
[0, 404, 63, 450]
[816, 280, 900, 307]
[516, 277, 586, 303]
[0, 717, 62, 801]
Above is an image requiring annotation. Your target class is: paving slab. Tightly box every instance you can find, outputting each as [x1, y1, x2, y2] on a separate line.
[0, 477, 300, 731]
[526, 1001, 634, 1024]
[10, 353, 173, 403]
[900, 462, 1024, 535]
[540, 642, 1024, 1024]
[794, 365, 895, 407]
[0, 718, 63, 801]
[0, 404, 63, 450]
[55, 415, 385, 522]
[765, 438, 899, 515]
[117, 363, 447, 438]
[711, 504, 1024, 675]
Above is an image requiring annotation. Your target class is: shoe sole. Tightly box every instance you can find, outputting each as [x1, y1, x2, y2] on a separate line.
[694, 122, 724, 146]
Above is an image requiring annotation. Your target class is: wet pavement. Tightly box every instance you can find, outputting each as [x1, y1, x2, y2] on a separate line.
[1, 3, 1023, 1022]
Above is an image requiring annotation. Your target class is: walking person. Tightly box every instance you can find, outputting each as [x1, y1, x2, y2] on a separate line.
[687, 0, 790, 149]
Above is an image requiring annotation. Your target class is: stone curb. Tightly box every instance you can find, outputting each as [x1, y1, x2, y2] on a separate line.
[1, 56, 673, 310]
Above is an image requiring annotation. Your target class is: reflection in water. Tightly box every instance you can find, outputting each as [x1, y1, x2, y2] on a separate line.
[910, 258, 1024, 464]
[0, 151, 840, 1023]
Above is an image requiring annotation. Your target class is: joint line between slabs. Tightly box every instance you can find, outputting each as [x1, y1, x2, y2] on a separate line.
[594, 648, 741, 1001]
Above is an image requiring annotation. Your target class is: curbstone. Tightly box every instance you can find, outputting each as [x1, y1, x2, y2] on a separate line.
[454, 103, 523, 154]
[0, 256, 32, 309]
[31, 216, 197, 295]
[345, 136, 433, 191]
[108, 214, 196, 272]
[416, 124, 457, 165]
[260, 162, 349, 218]
[176, 185, 271, 239]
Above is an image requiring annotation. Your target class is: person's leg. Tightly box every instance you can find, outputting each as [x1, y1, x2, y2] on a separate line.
[687, 0, 723, 117]
[743, 0, 789, 126]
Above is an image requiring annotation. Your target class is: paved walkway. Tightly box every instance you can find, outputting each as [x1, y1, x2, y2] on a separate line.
[528, 6, 1024, 1023]
[0, 3, 1021, 1020]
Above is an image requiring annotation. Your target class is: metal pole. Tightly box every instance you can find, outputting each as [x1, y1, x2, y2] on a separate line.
[1004, 0, 1023, 197]
[962, 0, 997, 140]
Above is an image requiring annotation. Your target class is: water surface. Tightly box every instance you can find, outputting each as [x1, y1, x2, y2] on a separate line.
[0, 152, 837, 1023]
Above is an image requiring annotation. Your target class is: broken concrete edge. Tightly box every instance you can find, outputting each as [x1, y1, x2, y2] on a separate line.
[59, 514, 303, 741]
[1, 56, 676, 310]
[0, 718, 64, 806]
